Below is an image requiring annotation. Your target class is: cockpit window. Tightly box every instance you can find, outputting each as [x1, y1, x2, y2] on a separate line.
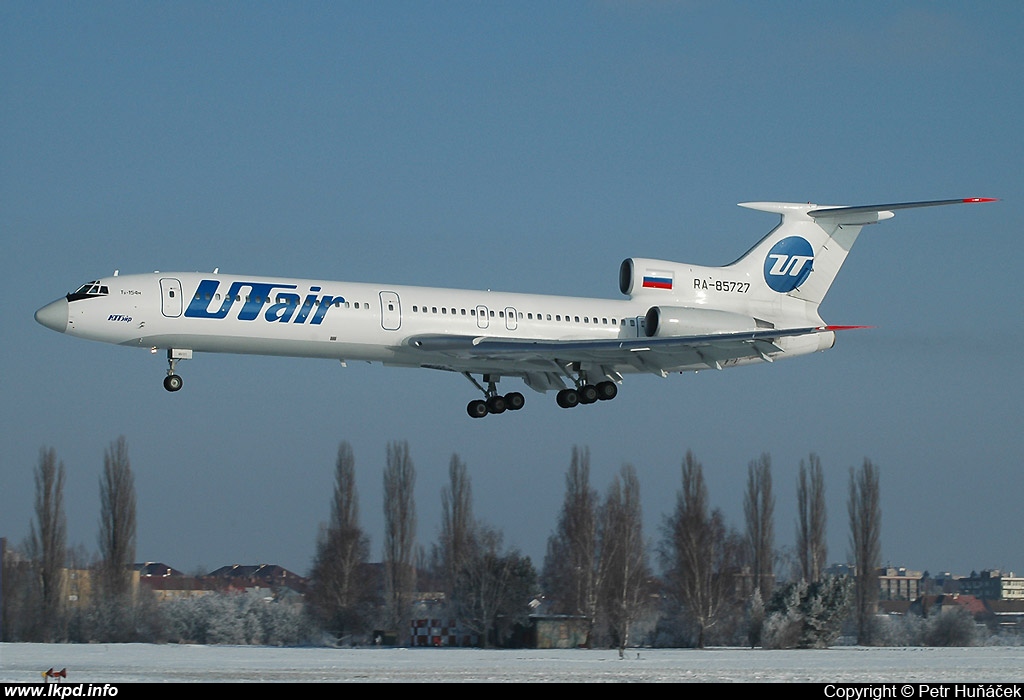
[67, 281, 110, 302]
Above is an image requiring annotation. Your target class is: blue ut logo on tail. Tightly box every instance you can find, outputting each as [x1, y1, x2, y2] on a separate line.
[764, 237, 814, 293]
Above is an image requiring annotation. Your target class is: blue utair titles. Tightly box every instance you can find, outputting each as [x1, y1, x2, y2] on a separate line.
[184, 280, 344, 324]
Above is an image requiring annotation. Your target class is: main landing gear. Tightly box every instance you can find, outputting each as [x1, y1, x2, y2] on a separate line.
[555, 380, 618, 409]
[463, 371, 619, 417]
[160, 348, 192, 392]
[554, 364, 619, 410]
[464, 373, 525, 418]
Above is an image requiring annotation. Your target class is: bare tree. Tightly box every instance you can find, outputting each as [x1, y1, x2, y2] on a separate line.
[599, 463, 651, 655]
[744, 453, 774, 600]
[659, 451, 742, 648]
[382, 440, 416, 634]
[92, 436, 139, 642]
[97, 436, 136, 600]
[438, 453, 475, 602]
[28, 448, 67, 641]
[541, 446, 599, 644]
[796, 453, 828, 583]
[848, 458, 881, 645]
[456, 525, 536, 647]
[307, 441, 371, 641]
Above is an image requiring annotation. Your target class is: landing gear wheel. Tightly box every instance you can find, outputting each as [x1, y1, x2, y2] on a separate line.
[467, 400, 488, 418]
[505, 392, 525, 411]
[596, 381, 618, 401]
[579, 384, 599, 404]
[486, 395, 507, 414]
[556, 388, 580, 409]
[163, 374, 183, 392]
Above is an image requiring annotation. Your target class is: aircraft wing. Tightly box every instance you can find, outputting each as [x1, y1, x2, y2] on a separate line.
[406, 325, 853, 379]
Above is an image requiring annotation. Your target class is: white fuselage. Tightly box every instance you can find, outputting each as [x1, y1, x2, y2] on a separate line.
[54, 271, 673, 365]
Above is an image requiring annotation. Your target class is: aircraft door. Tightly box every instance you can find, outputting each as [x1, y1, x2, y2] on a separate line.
[160, 278, 183, 317]
[505, 307, 518, 331]
[380, 291, 401, 330]
[476, 305, 489, 330]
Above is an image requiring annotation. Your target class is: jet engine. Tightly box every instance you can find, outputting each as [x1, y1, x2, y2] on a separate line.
[643, 305, 760, 338]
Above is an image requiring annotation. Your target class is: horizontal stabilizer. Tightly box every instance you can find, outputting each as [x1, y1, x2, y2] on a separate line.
[809, 197, 997, 218]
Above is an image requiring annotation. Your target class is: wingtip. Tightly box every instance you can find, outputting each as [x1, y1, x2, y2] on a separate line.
[964, 197, 998, 203]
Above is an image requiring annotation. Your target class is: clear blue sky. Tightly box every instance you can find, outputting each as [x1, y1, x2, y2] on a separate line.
[2, 2, 1021, 579]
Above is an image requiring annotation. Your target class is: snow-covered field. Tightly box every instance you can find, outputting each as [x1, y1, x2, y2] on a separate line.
[3, 643, 1024, 683]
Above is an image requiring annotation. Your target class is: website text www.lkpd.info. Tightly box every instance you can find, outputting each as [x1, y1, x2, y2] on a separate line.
[4, 686, 118, 698]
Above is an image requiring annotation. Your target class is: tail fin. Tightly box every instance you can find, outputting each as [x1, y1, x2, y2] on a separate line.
[730, 198, 995, 308]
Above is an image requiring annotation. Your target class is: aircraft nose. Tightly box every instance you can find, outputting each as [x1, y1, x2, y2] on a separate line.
[35, 298, 69, 333]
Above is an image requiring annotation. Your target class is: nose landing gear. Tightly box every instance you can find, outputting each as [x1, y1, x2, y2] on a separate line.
[161, 348, 192, 392]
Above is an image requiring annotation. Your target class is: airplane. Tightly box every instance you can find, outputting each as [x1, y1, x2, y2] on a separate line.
[35, 197, 994, 418]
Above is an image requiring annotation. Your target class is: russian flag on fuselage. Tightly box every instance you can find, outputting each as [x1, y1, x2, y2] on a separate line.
[642, 270, 673, 290]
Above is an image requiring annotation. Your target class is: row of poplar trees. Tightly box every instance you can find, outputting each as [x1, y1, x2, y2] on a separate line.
[6, 436, 882, 648]
[306, 441, 883, 650]
[3, 437, 138, 642]
[306, 440, 538, 647]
